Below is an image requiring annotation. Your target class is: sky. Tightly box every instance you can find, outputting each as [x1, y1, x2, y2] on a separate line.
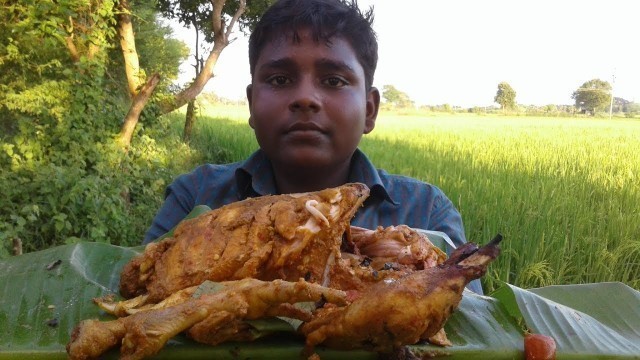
[172, 0, 639, 108]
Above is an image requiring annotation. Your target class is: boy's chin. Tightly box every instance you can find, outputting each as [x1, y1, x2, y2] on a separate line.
[277, 151, 336, 170]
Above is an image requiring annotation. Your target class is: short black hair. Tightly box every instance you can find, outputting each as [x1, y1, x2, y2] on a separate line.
[248, 0, 378, 90]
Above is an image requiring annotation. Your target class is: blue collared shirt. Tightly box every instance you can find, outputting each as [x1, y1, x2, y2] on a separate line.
[144, 148, 482, 293]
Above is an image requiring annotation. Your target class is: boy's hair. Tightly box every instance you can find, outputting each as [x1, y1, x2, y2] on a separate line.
[248, 0, 378, 90]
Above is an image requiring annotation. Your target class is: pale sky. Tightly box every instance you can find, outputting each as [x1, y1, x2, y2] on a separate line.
[173, 0, 639, 108]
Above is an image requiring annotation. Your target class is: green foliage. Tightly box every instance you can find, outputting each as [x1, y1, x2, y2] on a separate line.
[107, 1, 190, 90]
[0, 72, 167, 254]
[0, 0, 191, 256]
[382, 84, 414, 108]
[624, 102, 640, 118]
[572, 78, 612, 114]
[157, 0, 275, 42]
[494, 82, 517, 110]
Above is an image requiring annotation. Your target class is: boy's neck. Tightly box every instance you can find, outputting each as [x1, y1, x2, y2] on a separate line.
[271, 162, 351, 194]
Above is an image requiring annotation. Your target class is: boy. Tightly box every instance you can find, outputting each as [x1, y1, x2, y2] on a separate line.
[144, 0, 481, 293]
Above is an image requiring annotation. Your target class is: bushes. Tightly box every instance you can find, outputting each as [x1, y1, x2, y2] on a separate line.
[0, 0, 194, 257]
[0, 72, 179, 257]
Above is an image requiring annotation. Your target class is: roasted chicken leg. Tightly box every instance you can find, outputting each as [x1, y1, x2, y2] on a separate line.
[67, 278, 347, 360]
[300, 235, 502, 353]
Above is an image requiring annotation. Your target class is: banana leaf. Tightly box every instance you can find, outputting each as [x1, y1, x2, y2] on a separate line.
[0, 242, 523, 359]
[1, 231, 639, 359]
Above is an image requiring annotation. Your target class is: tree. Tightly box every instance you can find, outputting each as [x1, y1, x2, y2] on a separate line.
[571, 79, 612, 114]
[182, 26, 208, 142]
[0, 0, 189, 253]
[382, 85, 414, 108]
[115, 0, 276, 147]
[494, 82, 516, 110]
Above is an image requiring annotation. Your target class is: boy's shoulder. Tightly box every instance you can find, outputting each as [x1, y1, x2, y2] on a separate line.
[352, 149, 445, 200]
[376, 168, 445, 197]
[171, 160, 247, 196]
[179, 161, 243, 181]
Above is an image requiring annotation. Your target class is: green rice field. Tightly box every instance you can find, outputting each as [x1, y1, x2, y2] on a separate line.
[170, 105, 640, 293]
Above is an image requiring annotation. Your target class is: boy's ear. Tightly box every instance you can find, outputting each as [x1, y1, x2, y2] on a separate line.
[246, 84, 255, 128]
[364, 87, 380, 134]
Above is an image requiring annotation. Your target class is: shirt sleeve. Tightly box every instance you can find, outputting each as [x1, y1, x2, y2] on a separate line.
[143, 173, 197, 244]
[429, 191, 467, 248]
[429, 191, 484, 295]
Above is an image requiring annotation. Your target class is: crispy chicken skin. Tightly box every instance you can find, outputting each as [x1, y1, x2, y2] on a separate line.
[300, 235, 502, 353]
[120, 183, 369, 302]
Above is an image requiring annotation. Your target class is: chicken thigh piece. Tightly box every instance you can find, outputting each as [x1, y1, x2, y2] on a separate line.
[119, 183, 369, 303]
[300, 235, 503, 353]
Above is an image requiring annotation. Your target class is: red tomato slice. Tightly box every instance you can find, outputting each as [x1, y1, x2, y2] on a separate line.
[524, 333, 556, 360]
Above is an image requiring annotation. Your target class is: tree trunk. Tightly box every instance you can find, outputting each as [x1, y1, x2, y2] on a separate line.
[115, 0, 246, 146]
[114, 0, 155, 149]
[118, 73, 161, 148]
[183, 100, 196, 142]
[117, 0, 143, 98]
[12, 238, 22, 256]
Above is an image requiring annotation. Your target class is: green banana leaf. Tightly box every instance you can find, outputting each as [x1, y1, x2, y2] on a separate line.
[0, 242, 522, 359]
[2, 244, 639, 359]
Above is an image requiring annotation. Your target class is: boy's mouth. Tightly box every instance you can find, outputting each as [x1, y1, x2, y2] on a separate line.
[286, 122, 326, 134]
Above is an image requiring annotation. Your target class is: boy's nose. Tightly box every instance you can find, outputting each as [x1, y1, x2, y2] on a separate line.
[289, 80, 321, 112]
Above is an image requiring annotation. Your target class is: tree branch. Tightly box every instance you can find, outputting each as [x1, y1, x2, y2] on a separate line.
[224, 0, 246, 43]
[157, 0, 247, 114]
[64, 16, 80, 63]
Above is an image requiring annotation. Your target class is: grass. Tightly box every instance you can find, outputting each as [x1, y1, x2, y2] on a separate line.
[166, 105, 640, 293]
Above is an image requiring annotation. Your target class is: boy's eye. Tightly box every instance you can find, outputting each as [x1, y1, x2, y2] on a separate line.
[323, 77, 348, 87]
[267, 75, 291, 86]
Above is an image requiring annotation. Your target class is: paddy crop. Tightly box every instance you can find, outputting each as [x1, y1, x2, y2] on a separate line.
[174, 107, 640, 292]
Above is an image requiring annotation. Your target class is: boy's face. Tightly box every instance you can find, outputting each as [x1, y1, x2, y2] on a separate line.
[247, 28, 379, 173]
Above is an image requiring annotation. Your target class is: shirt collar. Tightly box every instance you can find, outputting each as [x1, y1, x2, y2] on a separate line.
[235, 148, 396, 205]
[235, 150, 277, 199]
[348, 149, 397, 205]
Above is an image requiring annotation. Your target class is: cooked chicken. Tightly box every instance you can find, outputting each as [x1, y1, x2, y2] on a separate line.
[67, 278, 346, 360]
[300, 235, 502, 354]
[120, 183, 369, 303]
[67, 183, 500, 360]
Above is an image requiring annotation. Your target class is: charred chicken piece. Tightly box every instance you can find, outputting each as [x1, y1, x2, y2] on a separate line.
[119, 183, 369, 303]
[67, 278, 347, 360]
[300, 235, 503, 354]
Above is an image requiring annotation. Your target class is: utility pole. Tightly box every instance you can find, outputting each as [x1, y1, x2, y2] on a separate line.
[609, 70, 616, 120]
